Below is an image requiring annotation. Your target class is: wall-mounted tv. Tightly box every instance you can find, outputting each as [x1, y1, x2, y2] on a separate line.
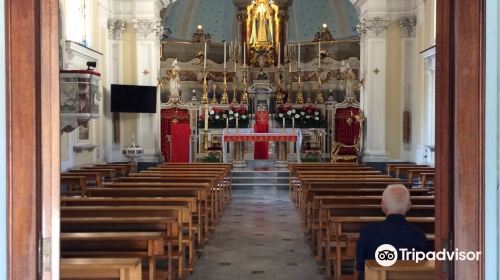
[111, 84, 157, 113]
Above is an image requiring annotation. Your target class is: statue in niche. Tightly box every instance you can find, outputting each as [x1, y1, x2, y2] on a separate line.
[247, 0, 279, 67]
[249, 0, 275, 46]
[169, 58, 181, 102]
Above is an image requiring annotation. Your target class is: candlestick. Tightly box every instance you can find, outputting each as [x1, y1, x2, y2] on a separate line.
[226, 117, 229, 128]
[292, 116, 295, 128]
[282, 117, 285, 128]
[296, 69, 303, 104]
[318, 41, 321, 69]
[316, 69, 324, 104]
[204, 42, 207, 70]
[241, 70, 248, 104]
[243, 42, 246, 68]
[278, 42, 281, 68]
[236, 117, 239, 128]
[204, 107, 209, 130]
[201, 70, 208, 104]
[224, 41, 227, 70]
[298, 42, 301, 69]
[221, 70, 228, 104]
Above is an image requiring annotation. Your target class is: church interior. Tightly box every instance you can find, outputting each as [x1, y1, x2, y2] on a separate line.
[3, 0, 499, 279]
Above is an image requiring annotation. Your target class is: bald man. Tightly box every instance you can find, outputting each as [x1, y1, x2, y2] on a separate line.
[355, 184, 428, 279]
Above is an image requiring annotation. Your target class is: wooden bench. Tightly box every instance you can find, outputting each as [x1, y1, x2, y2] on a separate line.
[69, 168, 116, 181]
[386, 164, 429, 175]
[63, 171, 106, 188]
[326, 216, 435, 280]
[61, 175, 87, 196]
[364, 260, 435, 280]
[60, 205, 190, 279]
[60, 258, 142, 280]
[60, 232, 165, 280]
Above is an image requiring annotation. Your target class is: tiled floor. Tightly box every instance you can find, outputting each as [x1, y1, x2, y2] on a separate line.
[188, 187, 325, 280]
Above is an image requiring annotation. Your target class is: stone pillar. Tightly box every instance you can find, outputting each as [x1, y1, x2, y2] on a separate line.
[398, 16, 418, 160]
[133, 19, 164, 160]
[106, 18, 126, 162]
[357, 17, 390, 162]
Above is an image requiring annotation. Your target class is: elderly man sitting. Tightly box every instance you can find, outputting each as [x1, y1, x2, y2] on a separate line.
[355, 184, 428, 280]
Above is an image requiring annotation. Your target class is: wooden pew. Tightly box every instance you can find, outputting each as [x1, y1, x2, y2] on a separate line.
[393, 166, 432, 178]
[420, 172, 435, 188]
[386, 163, 429, 175]
[364, 260, 435, 280]
[100, 182, 218, 229]
[94, 162, 136, 174]
[313, 199, 434, 262]
[69, 168, 116, 181]
[60, 258, 142, 280]
[63, 171, 105, 188]
[61, 175, 87, 196]
[60, 232, 165, 280]
[326, 216, 435, 280]
[60, 205, 189, 279]
[87, 187, 211, 243]
[406, 168, 435, 182]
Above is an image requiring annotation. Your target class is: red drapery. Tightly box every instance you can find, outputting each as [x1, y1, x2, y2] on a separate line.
[171, 122, 191, 162]
[161, 108, 190, 162]
[334, 107, 361, 155]
[254, 111, 269, 159]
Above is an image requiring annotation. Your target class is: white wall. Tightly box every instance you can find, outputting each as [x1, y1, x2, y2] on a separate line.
[0, 0, 6, 277]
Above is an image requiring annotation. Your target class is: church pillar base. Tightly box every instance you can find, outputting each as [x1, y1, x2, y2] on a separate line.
[362, 150, 389, 162]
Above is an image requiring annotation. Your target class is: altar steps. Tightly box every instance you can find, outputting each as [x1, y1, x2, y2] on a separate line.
[231, 161, 289, 190]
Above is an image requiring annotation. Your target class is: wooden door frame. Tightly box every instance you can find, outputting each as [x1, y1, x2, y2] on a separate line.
[4, 0, 486, 279]
[436, 0, 485, 279]
[5, 0, 60, 279]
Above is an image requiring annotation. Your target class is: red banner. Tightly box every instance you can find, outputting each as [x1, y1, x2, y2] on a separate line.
[171, 122, 191, 162]
[254, 111, 269, 159]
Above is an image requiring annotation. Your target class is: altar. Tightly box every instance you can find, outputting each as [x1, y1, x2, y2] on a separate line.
[222, 128, 303, 167]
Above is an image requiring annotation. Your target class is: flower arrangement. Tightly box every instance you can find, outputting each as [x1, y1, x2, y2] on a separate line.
[198, 105, 249, 128]
[276, 104, 325, 128]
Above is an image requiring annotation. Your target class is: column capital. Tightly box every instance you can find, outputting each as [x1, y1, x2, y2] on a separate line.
[133, 19, 165, 41]
[398, 15, 417, 38]
[356, 17, 390, 40]
[107, 18, 126, 40]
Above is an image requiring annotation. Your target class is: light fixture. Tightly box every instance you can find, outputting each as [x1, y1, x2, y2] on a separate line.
[322, 23, 328, 28]
[197, 25, 203, 30]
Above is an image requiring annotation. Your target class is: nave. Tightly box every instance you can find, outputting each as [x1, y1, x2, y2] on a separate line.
[188, 187, 324, 280]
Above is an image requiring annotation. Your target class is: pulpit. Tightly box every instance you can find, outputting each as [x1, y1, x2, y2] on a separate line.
[254, 111, 270, 159]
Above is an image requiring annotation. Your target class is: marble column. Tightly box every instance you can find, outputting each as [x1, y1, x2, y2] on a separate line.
[133, 18, 164, 160]
[357, 17, 390, 162]
[105, 18, 126, 162]
[398, 16, 417, 160]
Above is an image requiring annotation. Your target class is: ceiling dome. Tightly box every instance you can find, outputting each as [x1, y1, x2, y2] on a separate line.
[163, 0, 359, 42]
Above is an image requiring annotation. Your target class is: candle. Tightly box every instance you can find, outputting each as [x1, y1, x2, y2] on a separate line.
[243, 42, 246, 68]
[292, 116, 295, 128]
[226, 117, 229, 128]
[224, 41, 227, 70]
[298, 42, 301, 69]
[318, 41, 321, 69]
[282, 117, 285, 128]
[204, 42, 207, 70]
[204, 109, 208, 130]
[236, 117, 239, 128]
[278, 42, 281, 68]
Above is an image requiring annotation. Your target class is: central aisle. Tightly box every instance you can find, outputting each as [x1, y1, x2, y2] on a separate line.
[188, 187, 324, 280]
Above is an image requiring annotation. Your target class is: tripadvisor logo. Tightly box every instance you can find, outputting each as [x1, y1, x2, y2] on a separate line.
[375, 244, 398, 267]
[375, 244, 482, 267]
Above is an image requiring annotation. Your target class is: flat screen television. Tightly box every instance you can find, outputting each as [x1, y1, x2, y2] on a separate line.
[111, 84, 157, 113]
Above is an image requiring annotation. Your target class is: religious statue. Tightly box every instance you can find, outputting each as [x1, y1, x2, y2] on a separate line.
[246, 0, 279, 67]
[340, 61, 362, 100]
[169, 59, 181, 102]
[249, 0, 275, 46]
